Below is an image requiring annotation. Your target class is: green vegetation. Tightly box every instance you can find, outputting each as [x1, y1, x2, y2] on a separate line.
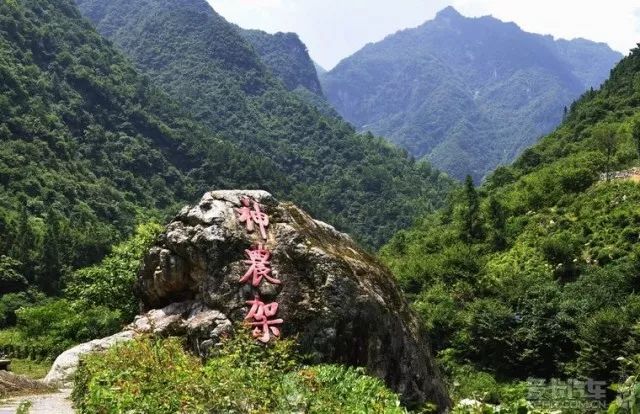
[0, 299, 121, 360]
[72, 335, 406, 414]
[8, 359, 51, 379]
[239, 29, 339, 115]
[4, 0, 640, 412]
[0, 0, 452, 362]
[0, 223, 160, 359]
[321, 6, 621, 182]
[0, 0, 453, 308]
[241, 29, 323, 96]
[64, 222, 163, 321]
[0, 0, 298, 298]
[75, 0, 455, 249]
[381, 44, 640, 409]
[16, 401, 32, 414]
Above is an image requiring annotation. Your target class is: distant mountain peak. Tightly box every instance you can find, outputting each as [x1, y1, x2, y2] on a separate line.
[320, 6, 621, 182]
[435, 6, 462, 20]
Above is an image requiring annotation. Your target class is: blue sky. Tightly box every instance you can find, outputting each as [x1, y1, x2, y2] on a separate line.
[210, 0, 640, 69]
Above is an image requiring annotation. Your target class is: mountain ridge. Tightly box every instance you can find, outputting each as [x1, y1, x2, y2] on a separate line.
[321, 6, 622, 181]
[240, 28, 323, 96]
[75, 0, 456, 248]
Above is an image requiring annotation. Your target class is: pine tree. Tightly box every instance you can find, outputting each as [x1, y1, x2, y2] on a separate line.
[40, 208, 63, 294]
[10, 199, 33, 280]
[0, 214, 11, 255]
[459, 175, 482, 243]
[632, 119, 640, 160]
[486, 196, 506, 250]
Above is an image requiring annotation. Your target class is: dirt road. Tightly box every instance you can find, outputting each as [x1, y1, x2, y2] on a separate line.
[0, 389, 73, 414]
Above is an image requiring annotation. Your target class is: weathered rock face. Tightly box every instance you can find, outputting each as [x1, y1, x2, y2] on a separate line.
[135, 190, 450, 410]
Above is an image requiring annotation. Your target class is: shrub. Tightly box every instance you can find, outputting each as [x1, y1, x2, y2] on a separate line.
[5, 299, 122, 359]
[0, 289, 46, 329]
[73, 334, 407, 414]
[64, 222, 163, 321]
[0, 256, 27, 294]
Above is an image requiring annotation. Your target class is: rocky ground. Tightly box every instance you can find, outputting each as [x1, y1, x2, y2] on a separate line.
[600, 167, 640, 182]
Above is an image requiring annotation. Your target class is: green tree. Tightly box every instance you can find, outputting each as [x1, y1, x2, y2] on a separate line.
[0, 256, 27, 294]
[593, 123, 620, 180]
[10, 202, 33, 280]
[632, 118, 640, 160]
[40, 209, 63, 294]
[65, 222, 164, 321]
[459, 175, 482, 243]
[0, 214, 12, 255]
[573, 307, 635, 385]
[485, 196, 506, 250]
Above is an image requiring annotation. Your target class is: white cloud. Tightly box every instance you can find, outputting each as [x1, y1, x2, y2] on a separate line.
[209, 0, 640, 69]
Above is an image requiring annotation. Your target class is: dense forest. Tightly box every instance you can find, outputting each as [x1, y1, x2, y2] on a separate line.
[321, 6, 622, 182]
[0, 0, 455, 300]
[75, 0, 454, 250]
[240, 28, 323, 95]
[0, 0, 298, 297]
[381, 42, 640, 411]
[239, 27, 339, 116]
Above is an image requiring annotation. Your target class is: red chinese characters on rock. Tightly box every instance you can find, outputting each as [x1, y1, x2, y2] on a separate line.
[236, 197, 269, 240]
[240, 244, 281, 287]
[235, 196, 283, 343]
[245, 297, 284, 343]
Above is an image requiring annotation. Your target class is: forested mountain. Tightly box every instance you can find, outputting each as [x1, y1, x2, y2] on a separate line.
[0, 0, 454, 300]
[239, 28, 338, 116]
[0, 0, 455, 375]
[240, 28, 323, 96]
[0, 0, 299, 295]
[75, 0, 454, 250]
[321, 6, 622, 182]
[381, 43, 640, 409]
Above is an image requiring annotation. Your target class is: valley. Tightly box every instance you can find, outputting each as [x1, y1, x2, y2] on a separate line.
[0, 1, 638, 413]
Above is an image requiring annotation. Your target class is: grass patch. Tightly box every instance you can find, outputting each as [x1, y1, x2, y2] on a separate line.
[9, 359, 51, 379]
[72, 335, 411, 413]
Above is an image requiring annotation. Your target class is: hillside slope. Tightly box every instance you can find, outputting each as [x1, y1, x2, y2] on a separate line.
[239, 28, 338, 116]
[75, 0, 455, 249]
[321, 6, 622, 182]
[240, 29, 323, 95]
[0, 0, 292, 293]
[380, 44, 640, 406]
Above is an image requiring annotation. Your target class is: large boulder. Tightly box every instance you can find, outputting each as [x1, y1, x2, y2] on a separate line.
[135, 190, 449, 410]
[45, 190, 449, 410]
